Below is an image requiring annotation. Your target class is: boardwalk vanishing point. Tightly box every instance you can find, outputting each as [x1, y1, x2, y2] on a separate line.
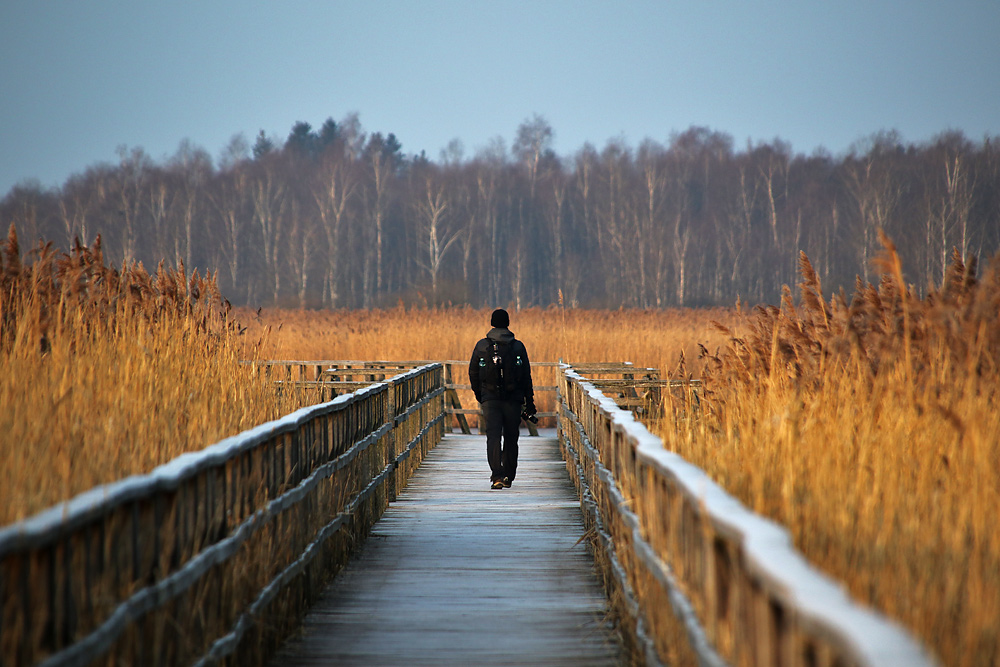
[268, 430, 622, 666]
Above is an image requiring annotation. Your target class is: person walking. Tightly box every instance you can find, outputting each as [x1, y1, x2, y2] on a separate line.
[468, 309, 536, 490]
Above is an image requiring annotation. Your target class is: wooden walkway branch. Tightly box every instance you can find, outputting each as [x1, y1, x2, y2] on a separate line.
[268, 432, 621, 666]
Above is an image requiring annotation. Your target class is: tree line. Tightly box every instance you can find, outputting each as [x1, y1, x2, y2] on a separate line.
[3, 114, 998, 309]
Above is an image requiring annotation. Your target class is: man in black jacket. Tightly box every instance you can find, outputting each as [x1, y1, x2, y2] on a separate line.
[468, 308, 536, 490]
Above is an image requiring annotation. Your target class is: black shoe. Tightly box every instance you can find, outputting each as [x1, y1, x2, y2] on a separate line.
[502, 477, 512, 488]
[491, 479, 504, 490]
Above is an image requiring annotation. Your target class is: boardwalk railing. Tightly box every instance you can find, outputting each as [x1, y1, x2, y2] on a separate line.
[0, 364, 445, 667]
[246, 359, 566, 434]
[557, 363, 937, 667]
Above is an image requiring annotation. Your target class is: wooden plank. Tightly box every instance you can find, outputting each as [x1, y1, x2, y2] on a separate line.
[268, 432, 620, 666]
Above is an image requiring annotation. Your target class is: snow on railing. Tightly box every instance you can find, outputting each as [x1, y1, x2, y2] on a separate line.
[0, 364, 445, 667]
[557, 364, 938, 667]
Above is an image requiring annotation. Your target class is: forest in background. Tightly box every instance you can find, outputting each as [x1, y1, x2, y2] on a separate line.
[2, 113, 998, 309]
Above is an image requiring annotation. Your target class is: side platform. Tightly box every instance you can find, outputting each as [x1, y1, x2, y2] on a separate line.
[267, 431, 621, 666]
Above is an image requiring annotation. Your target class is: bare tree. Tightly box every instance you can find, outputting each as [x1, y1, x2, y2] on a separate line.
[208, 168, 249, 300]
[338, 112, 366, 160]
[286, 197, 317, 307]
[844, 133, 903, 283]
[361, 133, 399, 305]
[596, 139, 633, 303]
[542, 168, 568, 303]
[248, 158, 288, 303]
[513, 114, 554, 199]
[312, 153, 358, 307]
[719, 158, 760, 298]
[58, 168, 108, 246]
[637, 140, 668, 306]
[755, 142, 790, 248]
[474, 140, 506, 306]
[566, 144, 600, 306]
[168, 140, 212, 270]
[112, 145, 151, 264]
[218, 133, 249, 171]
[924, 133, 978, 282]
[148, 177, 172, 265]
[413, 169, 461, 299]
[447, 168, 477, 297]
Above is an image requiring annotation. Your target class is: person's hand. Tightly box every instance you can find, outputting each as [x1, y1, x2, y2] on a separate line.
[521, 402, 539, 424]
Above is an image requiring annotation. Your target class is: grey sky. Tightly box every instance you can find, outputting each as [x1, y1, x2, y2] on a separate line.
[1, 1, 997, 195]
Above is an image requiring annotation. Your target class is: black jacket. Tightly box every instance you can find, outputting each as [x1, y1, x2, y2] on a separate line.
[468, 327, 534, 405]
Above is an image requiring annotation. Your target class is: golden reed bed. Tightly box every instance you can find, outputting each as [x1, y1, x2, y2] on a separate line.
[240, 302, 735, 373]
[0, 228, 302, 524]
[3, 225, 996, 665]
[656, 237, 1000, 667]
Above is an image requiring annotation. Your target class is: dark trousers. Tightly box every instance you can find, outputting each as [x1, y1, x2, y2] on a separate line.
[482, 400, 521, 481]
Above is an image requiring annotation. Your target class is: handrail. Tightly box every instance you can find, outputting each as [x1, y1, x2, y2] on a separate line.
[557, 363, 938, 667]
[247, 359, 565, 434]
[0, 364, 445, 667]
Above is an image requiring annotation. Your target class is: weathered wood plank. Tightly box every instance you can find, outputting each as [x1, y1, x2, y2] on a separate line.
[268, 432, 620, 666]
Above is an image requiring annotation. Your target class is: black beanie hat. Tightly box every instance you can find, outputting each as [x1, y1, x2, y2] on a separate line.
[490, 308, 509, 328]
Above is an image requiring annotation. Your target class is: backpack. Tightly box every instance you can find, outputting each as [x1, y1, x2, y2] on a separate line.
[479, 339, 525, 397]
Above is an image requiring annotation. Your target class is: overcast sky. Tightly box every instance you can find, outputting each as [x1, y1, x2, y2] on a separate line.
[2, 1, 997, 195]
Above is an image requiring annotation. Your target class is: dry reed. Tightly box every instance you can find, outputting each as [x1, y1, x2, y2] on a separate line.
[657, 234, 1000, 667]
[239, 303, 736, 374]
[0, 226, 302, 525]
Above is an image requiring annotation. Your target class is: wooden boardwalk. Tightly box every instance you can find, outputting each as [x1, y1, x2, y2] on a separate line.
[268, 430, 621, 666]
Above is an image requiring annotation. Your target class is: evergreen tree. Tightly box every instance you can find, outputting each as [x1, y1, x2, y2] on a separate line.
[252, 130, 275, 160]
